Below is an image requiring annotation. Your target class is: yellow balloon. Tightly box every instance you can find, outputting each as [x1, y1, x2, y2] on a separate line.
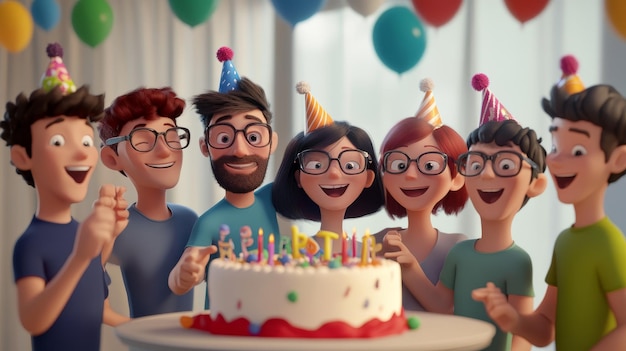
[0, 0, 34, 53]
[606, 0, 626, 40]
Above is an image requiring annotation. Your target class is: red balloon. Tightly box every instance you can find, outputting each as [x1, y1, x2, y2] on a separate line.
[411, 0, 462, 28]
[504, 0, 550, 24]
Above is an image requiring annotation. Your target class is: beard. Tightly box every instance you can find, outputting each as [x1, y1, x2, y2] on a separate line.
[211, 155, 269, 193]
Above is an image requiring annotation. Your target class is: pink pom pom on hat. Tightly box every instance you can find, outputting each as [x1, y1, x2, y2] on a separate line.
[557, 55, 585, 95]
[40, 43, 76, 95]
[472, 73, 515, 126]
[217, 46, 241, 93]
[415, 78, 443, 128]
[296, 81, 334, 134]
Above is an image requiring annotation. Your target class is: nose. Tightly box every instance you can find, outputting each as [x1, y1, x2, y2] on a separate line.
[231, 132, 250, 157]
[153, 134, 171, 156]
[404, 161, 419, 179]
[327, 159, 343, 179]
[480, 161, 497, 179]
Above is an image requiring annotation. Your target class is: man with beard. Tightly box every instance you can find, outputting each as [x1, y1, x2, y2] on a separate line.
[168, 47, 280, 308]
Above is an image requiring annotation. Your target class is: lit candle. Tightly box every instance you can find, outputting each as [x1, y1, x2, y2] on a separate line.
[316, 230, 339, 261]
[361, 232, 370, 265]
[341, 232, 348, 265]
[257, 228, 264, 263]
[351, 228, 357, 258]
[268, 234, 275, 266]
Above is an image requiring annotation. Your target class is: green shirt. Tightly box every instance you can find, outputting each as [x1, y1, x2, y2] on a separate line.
[546, 217, 626, 351]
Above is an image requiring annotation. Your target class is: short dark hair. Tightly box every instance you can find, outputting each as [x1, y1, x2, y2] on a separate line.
[193, 77, 272, 128]
[1, 85, 104, 187]
[542, 84, 626, 183]
[465, 119, 547, 208]
[272, 121, 384, 220]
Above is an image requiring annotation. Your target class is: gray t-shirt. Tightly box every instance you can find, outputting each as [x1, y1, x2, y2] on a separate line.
[109, 203, 198, 317]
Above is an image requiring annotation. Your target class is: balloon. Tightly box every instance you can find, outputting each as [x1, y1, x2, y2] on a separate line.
[71, 0, 114, 47]
[606, 0, 626, 40]
[411, 0, 462, 28]
[31, 0, 61, 31]
[347, 0, 385, 17]
[271, 0, 325, 27]
[0, 0, 34, 53]
[504, 0, 549, 24]
[372, 6, 427, 75]
[169, 0, 220, 28]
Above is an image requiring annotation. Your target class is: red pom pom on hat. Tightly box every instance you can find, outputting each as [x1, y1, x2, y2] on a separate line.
[471, 73, 514, 125]
[471, 73, 489, 92]
[216, 46, 234, 63]
[560, 55, 578, 76]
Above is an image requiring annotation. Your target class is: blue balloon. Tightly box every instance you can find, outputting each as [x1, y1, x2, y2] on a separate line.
[271, 0, 326, 27]
[31, 0, 61, 31]
[372, 6, 427, 75]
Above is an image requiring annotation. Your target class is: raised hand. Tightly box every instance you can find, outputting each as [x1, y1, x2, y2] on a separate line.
[174, 246, 217, 293]
[383, 231, 418, 270]
[472, 282, 520, 332]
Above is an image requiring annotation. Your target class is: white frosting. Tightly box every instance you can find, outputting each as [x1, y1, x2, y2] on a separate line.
[208, 259, 403, 330]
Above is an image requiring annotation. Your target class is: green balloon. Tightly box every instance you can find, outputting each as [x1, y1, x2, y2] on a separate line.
[72, 0, 113, 47]
[169, 0, 220, 28]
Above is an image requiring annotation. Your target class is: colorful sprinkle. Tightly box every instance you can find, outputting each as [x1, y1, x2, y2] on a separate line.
[328, 258, 342, 269]
[237, 300, 242, 310]
[363, 299, 369, 308]
[375, 279, 379, 289]
[248, 323, 261, 335]
[344, 287, 351, 297]
[407, 316, 420, 330]
[287, 291, 298, 303]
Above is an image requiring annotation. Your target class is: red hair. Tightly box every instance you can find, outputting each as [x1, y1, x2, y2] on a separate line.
[99, 87, 185, 149]
[379, 117, 468, 218]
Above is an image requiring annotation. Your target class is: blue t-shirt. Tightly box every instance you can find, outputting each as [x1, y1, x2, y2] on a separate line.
[13, 217, 107, 351]
[440, 239, 534, 351]
[110, 203, 198, 317]
[187, 183, 281, 308]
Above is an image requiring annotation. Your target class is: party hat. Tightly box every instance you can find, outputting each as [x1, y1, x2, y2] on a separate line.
[216, 46, 240, 93]
[471, 73, 515, 125]
[557, 55, 585, 95]
[296, 81, 334, 133]
[41, 43, 76, 95]
[416, 78, 443, 128]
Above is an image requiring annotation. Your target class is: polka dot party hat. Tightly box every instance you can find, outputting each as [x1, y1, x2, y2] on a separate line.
[296, 81, 334, 134]
[415, 78, 443, 128]
[472, 73, 515, 126]
[217, 46, 241, 93]
[41, 43, 76, 95]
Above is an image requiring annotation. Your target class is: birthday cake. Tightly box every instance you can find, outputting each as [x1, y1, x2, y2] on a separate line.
[182, 229, 412, 338]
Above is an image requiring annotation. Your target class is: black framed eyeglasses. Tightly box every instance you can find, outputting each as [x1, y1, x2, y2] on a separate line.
[383, 150, 448, 175]
[456, 150, 538, 178]
[295, 149, 371, 175]
[205, 123, 272, 149]
[105, 127, 190, 152]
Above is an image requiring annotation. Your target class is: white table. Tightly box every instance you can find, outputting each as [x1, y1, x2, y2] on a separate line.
[116, 311, 495, 351]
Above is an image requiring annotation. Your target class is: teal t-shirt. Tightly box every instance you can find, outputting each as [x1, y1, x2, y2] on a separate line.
[440, 239, 534, 351]
[186, 183, 280, 308]
[546, 217, 626, 351]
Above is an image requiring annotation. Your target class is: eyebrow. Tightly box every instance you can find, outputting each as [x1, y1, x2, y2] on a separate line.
[568, 127, 590, 137]
[213, 114, 265, 125]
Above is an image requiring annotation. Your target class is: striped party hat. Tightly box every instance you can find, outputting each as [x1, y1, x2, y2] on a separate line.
[471, 73, 515, 125]
[416, 78, 443, 128]
[296, 81, 334, 133]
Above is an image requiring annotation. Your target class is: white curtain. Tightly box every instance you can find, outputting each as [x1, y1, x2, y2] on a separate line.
[1, 0, 624, 350]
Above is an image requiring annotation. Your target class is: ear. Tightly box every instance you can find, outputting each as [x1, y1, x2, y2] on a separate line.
[269, 131, 278, 155]
[100, 147, 122, 171]
[10, 145, 32, 170]
[294, 170, 302, 188]
[199, 136, 209, 158]
[608, 144, 626, 174]
[449, 172, 465, 192]
[364, 169, 375, 188]
[527, 173, 548, 198]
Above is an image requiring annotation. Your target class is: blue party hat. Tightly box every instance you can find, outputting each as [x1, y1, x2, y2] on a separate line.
[216, 46, 240, 93]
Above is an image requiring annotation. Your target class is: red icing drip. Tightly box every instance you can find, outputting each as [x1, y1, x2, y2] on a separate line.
[185, 310, 408, 338]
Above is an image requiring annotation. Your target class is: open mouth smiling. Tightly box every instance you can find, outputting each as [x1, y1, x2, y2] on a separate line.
[66, 166, 91, 184]
[401, 187, 428, 197]
[320, 184, 348, 197]
[477, 189, 503, 204]
[146, 162, 175, 169]
[554, 174, 576, 189]
[226, 162, 257, 171]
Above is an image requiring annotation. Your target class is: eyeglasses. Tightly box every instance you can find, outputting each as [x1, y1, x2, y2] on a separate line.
[295, 149, 371, 175]
[382, 150, 448, 175]
[456, 150, 538, 177]
[205, 123, 272, 149]
[105, 127, 190, 152]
